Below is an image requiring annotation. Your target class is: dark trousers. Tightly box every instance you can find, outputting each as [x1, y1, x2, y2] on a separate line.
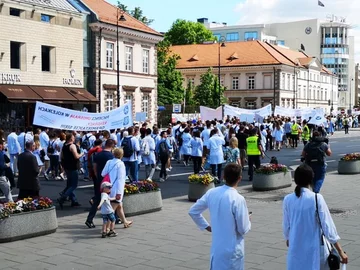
[86, 176, 101, 222]
[18, 189, 39, 200]
[183, 154, 190, 164]
[291, 135, 298, 148]
[192, 156, 202, 174]
[159, 156, 168, 179]
[211, 164, 222, 180]
[344, 125, 349, 134]
[5, 167, 15, 189]
[266, 135, 273, 151]
[48, 155, 59, 177]
[124, 161, 138, 182]
[60, 170, 78, 203]
[248, 155, 261, 181]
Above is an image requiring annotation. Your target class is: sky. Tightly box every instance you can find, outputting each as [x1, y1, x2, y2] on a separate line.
[110, 0, 359, 63]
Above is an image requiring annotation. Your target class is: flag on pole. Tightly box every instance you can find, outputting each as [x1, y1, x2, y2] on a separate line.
[318, 0, 325, 7]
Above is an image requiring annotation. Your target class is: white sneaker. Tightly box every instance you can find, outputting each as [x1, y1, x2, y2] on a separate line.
[55, 176, 62, 181]
[146, 178, 153, 182]
[183, 161, 187, 166]
[159, 178, 165, 182]
[155, 166, 161, 171]
[169, 166, 173, 170]
[166, 168, 171, 172]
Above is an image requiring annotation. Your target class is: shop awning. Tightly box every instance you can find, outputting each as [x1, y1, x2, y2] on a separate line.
[0, 85, 41, 102]
[29, 86, 78, 104]
[65, 88, 98, 104]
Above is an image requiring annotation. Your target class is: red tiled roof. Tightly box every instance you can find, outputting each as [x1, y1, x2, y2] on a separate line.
[81, 0, 162, 36]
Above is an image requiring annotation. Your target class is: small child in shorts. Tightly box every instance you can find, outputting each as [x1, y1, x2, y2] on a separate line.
[97, 182, 118, 238]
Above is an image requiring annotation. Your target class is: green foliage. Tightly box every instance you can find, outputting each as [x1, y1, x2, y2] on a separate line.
[157, 41, 184, 105]
[185, 81, 195, 106]
[165, 19, 216, 45]
[193, 68, 225, 108]
[117, 2, 154, 25]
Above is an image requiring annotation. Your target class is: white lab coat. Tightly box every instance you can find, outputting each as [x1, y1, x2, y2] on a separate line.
[101, 159, 126, 202]
[208, 134, 225, 165]
[189, 185, 251, 270]
[283, 188, 340, 270]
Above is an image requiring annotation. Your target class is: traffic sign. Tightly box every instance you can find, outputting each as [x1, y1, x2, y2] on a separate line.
[173, 104, 181, 113]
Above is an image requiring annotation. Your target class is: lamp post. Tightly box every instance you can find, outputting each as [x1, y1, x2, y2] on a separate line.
[330, 76, 334, 113]
[349, 77, 354, 112]
[218, 36, 226, 107]
[116, 7, 126, 107]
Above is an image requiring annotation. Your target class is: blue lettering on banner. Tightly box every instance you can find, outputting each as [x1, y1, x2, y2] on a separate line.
[37, 106, 64, 116]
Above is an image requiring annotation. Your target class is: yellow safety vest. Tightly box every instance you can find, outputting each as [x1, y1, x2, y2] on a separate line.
[246, 136, 261, 156]
[302, 125, 310, 141]
[291, 124, 299, 135]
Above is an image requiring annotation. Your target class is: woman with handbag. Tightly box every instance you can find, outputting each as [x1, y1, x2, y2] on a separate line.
[282, 164, 348, 270]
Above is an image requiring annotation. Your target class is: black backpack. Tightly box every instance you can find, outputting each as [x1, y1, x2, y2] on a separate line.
[158, 141, 169, 158]
[81, 135, 91, 150]
[47, 141, 55, 155]
[305, 141, 325, 164]
[175, 127, 184, 147]
[121, 137, 134, 158]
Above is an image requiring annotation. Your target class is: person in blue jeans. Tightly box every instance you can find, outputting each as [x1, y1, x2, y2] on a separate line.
[301, 131, 331, 193]
[121, 127, 140, 182]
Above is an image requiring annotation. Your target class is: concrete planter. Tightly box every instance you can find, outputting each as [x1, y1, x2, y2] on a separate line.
[123, 190, 162, 217]
[338, 160, 360, 174]
[0, 206, 58, 243]
[188, 182, 215, 202]
[253, 172, 292, 191]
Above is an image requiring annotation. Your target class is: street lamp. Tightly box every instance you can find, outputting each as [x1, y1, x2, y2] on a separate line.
[218, 36, 226, 107]
[349, 77, 354, 112]
[116, 7, 126, 107]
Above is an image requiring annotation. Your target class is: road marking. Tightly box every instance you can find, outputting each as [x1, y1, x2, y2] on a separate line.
[326, 160, 336, 163]
[290, 159, 301, 162]
[346, 145, 360, 147]
[0, 194, 18, 199]
[168, 172, 193, 177]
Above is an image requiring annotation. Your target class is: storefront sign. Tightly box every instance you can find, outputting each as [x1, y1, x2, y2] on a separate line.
[33, 101, 132, 131]
[1, 73, 21, 83]
[63, 69, 82, 86]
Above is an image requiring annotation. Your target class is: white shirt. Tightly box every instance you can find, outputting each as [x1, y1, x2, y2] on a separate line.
[121, 136, 140, 162]
[110, 133, 117, 144]
[283, 188, 340, 270]
[18, 132, 33, 153]
[100, 193, 114, 215]
[101, 159, 126, 202]
[189, 185, 251, 270]
[201, 128, 212, 148]
[39, 131, 50, 160]
[7, 132, 20, 155]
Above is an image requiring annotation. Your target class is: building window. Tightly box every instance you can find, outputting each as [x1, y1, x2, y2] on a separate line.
[10, 41, 22, 69]
[187, 77, 195, 86]
[106, 43, 114, 69]
[232, 76, 239, 90]
[41, 14, 52, 23]
[105, 94, 113, 111]
[141, 94, 149, 117]
[226, 32, 239, 41]
[298, 86, 301, 99]
[142, 49, 149, 73]
[9, 8, 21, 17]
[281, 73, 285, 89]
[277, 40, 285, 45]
[246, 101, 255, 109]
[41, 46, 51, 72]
[214, 34, 221, 41]
[248, 76, 255, 89]
[325, 91, 327, 101]
[244, 31, 258, 40]
[125, 46, 133, 71]
[287, 74, 291, 90]
[303, 86, 306, 99]
[125, 94, 132, 105]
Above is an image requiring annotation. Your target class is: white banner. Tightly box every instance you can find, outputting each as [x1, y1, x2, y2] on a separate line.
[200, 106, 223, 121]
[33, 101, 133, 131]
[224, 104, 272, 118]
[274, 106, 319, 119]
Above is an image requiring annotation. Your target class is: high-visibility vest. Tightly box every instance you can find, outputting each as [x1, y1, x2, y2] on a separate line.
[302, 125, 310, 141]
[291, 124, 299, 135]
[246, 136, 261, 156]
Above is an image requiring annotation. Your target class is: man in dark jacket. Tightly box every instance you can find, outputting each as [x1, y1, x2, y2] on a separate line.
[17, 141, 40, 199]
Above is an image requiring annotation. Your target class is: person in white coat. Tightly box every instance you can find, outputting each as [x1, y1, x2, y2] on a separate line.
[283, 164, 348, 270]
[190, 131, 203, 174]
[180, 128, 192, 166]
[141, 128, 156, 181]
[208, 128, 225, 183]
[189, 163, 251, 270]
[101, 148, 133, 228]
[6, 127, 21, 175]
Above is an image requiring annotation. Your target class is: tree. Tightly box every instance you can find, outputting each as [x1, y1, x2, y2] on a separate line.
[193, 68, 225, 108]
[157, 41, 184, 106]
[165, 19, 216, 45]
[185, 81, 195, 106]
[117, 2, 154, 25]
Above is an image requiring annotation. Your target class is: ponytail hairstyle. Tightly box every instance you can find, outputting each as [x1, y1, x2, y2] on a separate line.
[294, 164, 314, 198]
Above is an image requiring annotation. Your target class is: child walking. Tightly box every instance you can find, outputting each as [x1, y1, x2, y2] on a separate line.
[97, 182, 118, 238]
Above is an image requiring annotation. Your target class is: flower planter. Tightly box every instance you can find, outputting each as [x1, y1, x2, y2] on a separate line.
[0, 206, 58, 243]
[253, 172, 292, 191]
[123, 190, 162, 217]
[188, 182, 215, 202]
[338, 160, 360, 174]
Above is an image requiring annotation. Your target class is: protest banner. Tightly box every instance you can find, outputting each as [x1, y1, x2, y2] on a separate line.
[224, 104, 272, 118]
[200, 106, 222, 121]
[33, 101, 132, 131]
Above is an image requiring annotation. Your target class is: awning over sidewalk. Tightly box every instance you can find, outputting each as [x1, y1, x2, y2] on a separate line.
[0, 85, 98, 104]
[0, 85, 41, 102]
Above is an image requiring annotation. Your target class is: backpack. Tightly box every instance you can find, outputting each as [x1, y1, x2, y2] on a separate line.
[121, 137, 134, 158]
[141, 139, 150, 156]
[39, 149, 46, 162]
[81, 135, 91, 150]
[305, 141, 325, 164]
[47, 141, 55, 155]
[158, 141, 169, 158]
[175, 127, 184, 147]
